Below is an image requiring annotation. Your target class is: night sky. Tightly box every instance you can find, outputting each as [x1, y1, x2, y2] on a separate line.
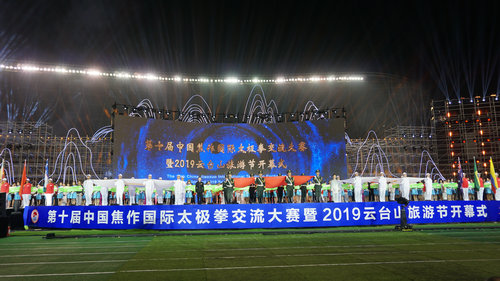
[0, 1, 499, 136]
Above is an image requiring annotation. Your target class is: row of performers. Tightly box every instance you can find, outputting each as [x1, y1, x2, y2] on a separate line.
[2, 170, 500, 208]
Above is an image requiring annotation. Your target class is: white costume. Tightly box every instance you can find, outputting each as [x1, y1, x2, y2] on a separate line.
[128, 185, 136, 205]
[83, 179, 94, 206]
[389, 183, 395, 201]
[462, 181, 469, 201]
[330, 180, 341, 203]
[115, 179, 125, 205]
[45, 194, 53, 206]
[400, 177, 410, 200]
[144, 179, 155, 205]
[22, 193, 31, 208]
[424, 176, 433, 201]
[174, 178, 185, 205]
[478, 185, 484, 201]
[156, 186, 164, 204]
[378, 176, 387, 202]
[353, 176, 363, 202]
[496, 187, 500, 201]
[100, 184, 109, 206]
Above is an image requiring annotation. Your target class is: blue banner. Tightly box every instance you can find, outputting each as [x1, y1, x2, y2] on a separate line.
[24, 201, 500, 230]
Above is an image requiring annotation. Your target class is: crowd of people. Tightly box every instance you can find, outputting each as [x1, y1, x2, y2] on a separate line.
[1, 170, 499, 208]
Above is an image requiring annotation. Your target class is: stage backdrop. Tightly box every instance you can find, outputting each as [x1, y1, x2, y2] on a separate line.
[113, 115, 346, 182]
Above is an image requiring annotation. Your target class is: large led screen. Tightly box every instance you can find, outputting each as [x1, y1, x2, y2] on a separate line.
[113, 115, 346, 182]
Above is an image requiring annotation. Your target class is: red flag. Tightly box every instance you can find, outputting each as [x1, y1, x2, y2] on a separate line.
[20, 160, 27, 189]
[264, 176, 286, 188]
[293, 176, 314, 186]
[233, 177, 255, 188]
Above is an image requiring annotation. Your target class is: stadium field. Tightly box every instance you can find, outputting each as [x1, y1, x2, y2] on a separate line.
[0, 223, 499, 281]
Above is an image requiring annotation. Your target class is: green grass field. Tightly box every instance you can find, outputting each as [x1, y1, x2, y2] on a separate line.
[1, 224, 500, 280]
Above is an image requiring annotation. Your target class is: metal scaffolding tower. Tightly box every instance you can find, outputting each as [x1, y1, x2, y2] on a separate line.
[0, 121, 112, 184]
[346, 126, 439, 178]
[432, 96, 500, 179]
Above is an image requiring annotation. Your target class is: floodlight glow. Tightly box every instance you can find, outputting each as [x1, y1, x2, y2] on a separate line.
[86, 69, 101, 76]
[0, 61, 365, 84]
[224, 77, 239, 84]
[21, 65, 39, 72]
[275, 77, 286, 83]
[145, 73, 157, 80]
[116, 72, 131, 79]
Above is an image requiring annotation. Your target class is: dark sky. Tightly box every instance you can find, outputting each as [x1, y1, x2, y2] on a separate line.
[1, 1, 498, 87]
[0, 1, 499, 137]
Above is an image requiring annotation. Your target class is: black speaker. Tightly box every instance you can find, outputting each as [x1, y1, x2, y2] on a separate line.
[0, 193, 5, 216]
[0, 216, 8, 238]
[9, 212, 24, 230]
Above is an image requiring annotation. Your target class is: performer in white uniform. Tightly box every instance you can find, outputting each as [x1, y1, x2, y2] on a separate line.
[378, 172, 387, 202]
[388, 182, 395, 201]
[128, 183, 136, 205]
[115, 174, 125, 205]
[100, 177, 109, 206]
[400, 173, 410, 200]
[330, 175, 341, 203]
[424, 173, 433, 201]
[83, 174, 94, 206]
[156, 177, 165, 205]
[144, 174, 155, 205]
[174, 175, 185, 205]
[353, 172, 363, 202]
